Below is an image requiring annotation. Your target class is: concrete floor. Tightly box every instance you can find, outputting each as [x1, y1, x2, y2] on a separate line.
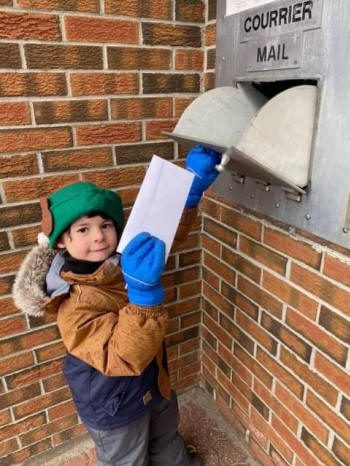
[25, 388, 260, 466]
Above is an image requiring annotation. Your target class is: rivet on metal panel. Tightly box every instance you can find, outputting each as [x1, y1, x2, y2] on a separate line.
[234, 175, 245, 184]
[229, 185, 233, 191]
[249, 194, 255, 199]
[221, 56, 226, 61]
[343, 228, 349, 234]
[283, 189, 303, 203]
[255, 180, 271, 192]
[305, 214, 311, 220]
[275, 203, 280, 208]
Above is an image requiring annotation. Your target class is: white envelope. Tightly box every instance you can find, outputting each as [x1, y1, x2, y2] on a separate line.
[117, 155, 194, 259]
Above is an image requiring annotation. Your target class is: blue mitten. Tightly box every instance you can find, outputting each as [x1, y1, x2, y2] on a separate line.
[185, 145, 221, 208]
[121, 232, 165, 306]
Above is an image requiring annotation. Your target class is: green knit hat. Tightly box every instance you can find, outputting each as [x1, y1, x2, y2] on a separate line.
[40, 182, 124, 249]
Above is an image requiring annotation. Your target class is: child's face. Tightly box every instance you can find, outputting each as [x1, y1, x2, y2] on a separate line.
[57, 215, 118, 262]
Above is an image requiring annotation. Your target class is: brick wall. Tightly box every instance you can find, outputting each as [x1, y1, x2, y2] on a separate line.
[0, 1, 205, 463]
[201, 187, 350, 466]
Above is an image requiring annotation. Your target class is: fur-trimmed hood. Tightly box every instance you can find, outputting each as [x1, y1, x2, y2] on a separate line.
[13, 245, 57, 317]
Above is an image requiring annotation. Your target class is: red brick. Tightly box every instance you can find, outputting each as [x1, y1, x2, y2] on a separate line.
[256, 347, 304, 398]
[332, 437, 350, 465]
[263, 270, 318, 319]
[271, 415, 320, 466]
[71, 72, 138, 96]
[261, 311, 312, 362]
[201, 233, 221, 257]
[0, 383, 41, 411]
[35, 341, 66, 362]
[65, 16, 138, 44]
[20, 413, 78, 446]
[204, 23, 216, 46]
[306, 391, 350, 446]
[143, 73, 200, 94]
[221, 246, 261, 283]
[176, 0, 205, 22]
[108, 48, 171, 71]
[174, 97, 195, 117]
[4, 174, 78, 203]
[323, 254, 350, 287]
[238, 275, 283, 318]
[43, 373, 67, 392]
[301, 428, 341, 466]
[145, 119, 177, 140]
[179, 250, 201, 268]
[0, 276, 14, 295]
[3, 438, 52, 465]
[314, 352, 350, 397]
[175, 49, 203, 71]
[0, 154, 38, 178]
[239, 236, 287, 275]
[221, 206, 262, 240]
[280, 348, 338, 405]
[76, 122, 141, 146]
[0, 72, 67, 97]
[203, 251, 236, 284]
[14, 387, 71, 420]
[203, 313, 232, 349]
[220, 313, 255, 354]
[202, 281, 235, 319]
[0, 352, 34, 377]
[0, 316, 27, 339]
[18, 0, 99, 12]
[204, 72, 215, 91]
[222, 282, 259, 321]
[0, 127, 72, 154]
[286, 308, 348, 366]
[234, 345, 273, 389]
[105, 0, 171, 19]
[43, 147, 112, 172]
[0, 297, 17, 317]
[0, 11, 60, 40]
[264, 228, 322, 269]
[276, 383, 329, 445]
[0, 102, 31, 126]
[254, 378, 298, 433]
[0, 409, 12, 427]
[0, 326, 60, 357]
[34, 99, 108, 124]
[291, 263, 350, 317]
[48, 399, 76, 421]
[0, 251, 27, 274]
[166, 297, 200, 319]
[218, 343, 253, 386]
[142, 23, 201, 47]
[6, 359, 63, 390]
[82, 166, 144, 189]
[52, 423, 86, 447]
[0, 413, 46, 443]
[25, 44, 103, 70]
[111, 97, 172, 120]
[12, 226, 40, 248]
[0, 438, 19, 456]
[203, 217, 237, 248]
[178, 280, 201, 299]
[237, 310, 277, 355]
[319, 305, 350, 344]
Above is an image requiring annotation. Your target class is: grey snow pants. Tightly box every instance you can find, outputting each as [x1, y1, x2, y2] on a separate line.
[86, 394, 201, 466]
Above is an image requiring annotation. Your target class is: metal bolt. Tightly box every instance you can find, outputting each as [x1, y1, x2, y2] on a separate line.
[305, 214, 311, 220]
[343, 227, 349, 234]
[249, 193, 255, 199]
[221, 56, 226, 61]
[229, 185, 233, 191]
[265, 185, 271, 192]
[275, 202, 280, 208]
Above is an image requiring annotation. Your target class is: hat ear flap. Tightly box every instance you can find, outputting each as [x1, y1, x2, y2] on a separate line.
[40, 197, 53, 236]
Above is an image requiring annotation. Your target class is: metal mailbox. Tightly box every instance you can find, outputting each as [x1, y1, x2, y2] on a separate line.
[167, 0, 350, 248]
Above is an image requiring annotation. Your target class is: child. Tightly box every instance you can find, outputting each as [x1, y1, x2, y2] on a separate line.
[13, 146, 220, 466]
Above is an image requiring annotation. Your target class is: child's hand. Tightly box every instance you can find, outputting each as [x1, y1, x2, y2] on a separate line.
[121, 232, 165, 306]
[185, 145, 221, 208]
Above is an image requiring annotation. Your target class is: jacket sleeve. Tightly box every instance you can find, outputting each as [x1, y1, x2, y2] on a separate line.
[171, 207, 198, 252]
[56, 291, 168, 377]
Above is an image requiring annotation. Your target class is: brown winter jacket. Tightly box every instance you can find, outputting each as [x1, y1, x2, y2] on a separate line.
[13, 208, 198, 401]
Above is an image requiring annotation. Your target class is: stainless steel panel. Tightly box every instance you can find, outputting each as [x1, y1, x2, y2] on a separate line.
[215, 0, 350, 249]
